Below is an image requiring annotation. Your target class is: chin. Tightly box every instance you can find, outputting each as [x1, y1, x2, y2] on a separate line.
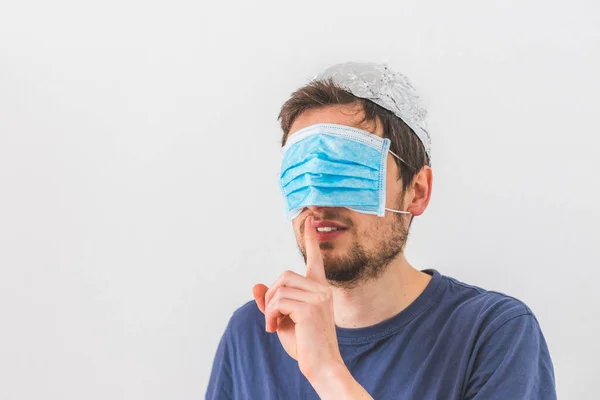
[318, 242, 335, 249]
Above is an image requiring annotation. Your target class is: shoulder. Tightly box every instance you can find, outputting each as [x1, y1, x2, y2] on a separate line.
[437, 275, 557, 397]
[224, 299, 266, 340]
[439, 272, 538, 336]
[228, 299, 263, 327]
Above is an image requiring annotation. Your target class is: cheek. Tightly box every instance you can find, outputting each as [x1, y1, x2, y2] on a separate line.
[351, 214, 387, 241]
[291, 217, 303, 237]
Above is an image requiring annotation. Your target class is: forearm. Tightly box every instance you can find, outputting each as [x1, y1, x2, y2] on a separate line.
[308, 361, 374, 400]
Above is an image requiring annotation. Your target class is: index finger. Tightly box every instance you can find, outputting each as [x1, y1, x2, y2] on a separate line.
[304, 215, 326, 284]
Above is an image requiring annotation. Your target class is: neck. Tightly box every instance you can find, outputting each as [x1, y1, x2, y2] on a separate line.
[331, 255, 432, 329]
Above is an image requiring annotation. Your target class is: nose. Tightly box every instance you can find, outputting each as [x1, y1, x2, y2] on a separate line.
[305, 206, 334, 217]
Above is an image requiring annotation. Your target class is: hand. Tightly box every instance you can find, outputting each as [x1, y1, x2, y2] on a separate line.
[252, 215, 344, 380]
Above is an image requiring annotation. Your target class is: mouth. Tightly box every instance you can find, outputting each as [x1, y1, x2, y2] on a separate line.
[315, 226, 345, 232]
[315, 227, 347, 241]
[310, 219, 349, 241]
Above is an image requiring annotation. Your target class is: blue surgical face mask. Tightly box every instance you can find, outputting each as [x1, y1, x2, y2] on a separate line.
[279, 123, 412, 220]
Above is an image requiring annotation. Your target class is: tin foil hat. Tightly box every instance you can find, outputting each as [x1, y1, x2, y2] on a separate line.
[311, 61, 431, 160]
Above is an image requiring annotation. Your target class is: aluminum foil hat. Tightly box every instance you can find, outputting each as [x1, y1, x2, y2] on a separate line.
[311, 61, 431, 160]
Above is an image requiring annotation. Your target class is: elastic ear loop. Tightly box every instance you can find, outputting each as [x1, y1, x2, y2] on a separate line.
[385, 150, 414, 215]
[385, 208, 411, 215]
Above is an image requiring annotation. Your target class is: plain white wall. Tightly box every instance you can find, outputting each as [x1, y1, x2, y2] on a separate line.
[0, 0, 598, 398]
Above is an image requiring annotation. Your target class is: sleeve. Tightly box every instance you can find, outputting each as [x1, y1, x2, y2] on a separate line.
[464, 313, 556, 400]
[205, 318, 234, 400]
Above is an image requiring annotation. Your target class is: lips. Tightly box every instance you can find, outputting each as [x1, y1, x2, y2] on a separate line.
[315, 228, 347, 241]
[309, 219, 349, 241]
[312, 220, 349, 230]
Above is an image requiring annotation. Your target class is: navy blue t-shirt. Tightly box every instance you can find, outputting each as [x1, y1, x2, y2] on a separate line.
[206, 269, 556, 399]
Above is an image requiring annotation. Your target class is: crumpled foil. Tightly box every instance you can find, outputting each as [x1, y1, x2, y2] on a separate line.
[312, 61, 431, 160]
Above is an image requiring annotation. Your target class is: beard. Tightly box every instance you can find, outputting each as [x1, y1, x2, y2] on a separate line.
[297, 199, 410, 290]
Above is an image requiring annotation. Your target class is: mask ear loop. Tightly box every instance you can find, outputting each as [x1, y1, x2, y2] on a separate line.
[389, 150, 415, 171]
[386, 150, 414, 215]
[385, 208, 412, 215]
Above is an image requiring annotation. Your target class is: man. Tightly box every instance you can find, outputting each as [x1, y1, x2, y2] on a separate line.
[206, 62, 556, 399]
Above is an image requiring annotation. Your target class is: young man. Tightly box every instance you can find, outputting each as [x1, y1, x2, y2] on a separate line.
[206, 62, 556, 399]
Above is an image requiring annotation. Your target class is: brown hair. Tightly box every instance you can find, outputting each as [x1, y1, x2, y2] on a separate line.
[277, 78, 430, 195]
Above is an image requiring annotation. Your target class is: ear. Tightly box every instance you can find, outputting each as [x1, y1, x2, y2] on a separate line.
[406, 166, 433, 216]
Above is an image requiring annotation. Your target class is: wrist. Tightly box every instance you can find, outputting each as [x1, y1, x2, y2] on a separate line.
[305, 359, 346, 384]
[307, 361, 369, 399]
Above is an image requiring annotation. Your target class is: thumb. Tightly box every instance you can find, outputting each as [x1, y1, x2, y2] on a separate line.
[252, 283, 269, 314]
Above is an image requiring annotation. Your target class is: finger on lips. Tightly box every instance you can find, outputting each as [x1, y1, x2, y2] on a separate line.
[304, 216, 327, 284]
[261, 215, 329, 333]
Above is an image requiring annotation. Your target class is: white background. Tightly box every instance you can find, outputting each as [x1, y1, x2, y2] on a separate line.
[1, 1, 598, 398]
